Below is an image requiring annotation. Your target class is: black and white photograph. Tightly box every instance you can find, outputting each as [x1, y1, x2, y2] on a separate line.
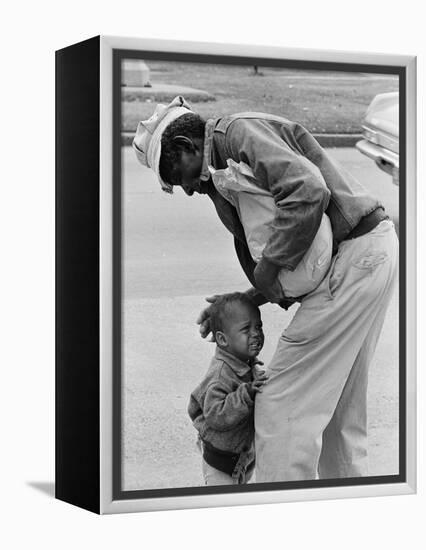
[4, 0, 425, 542]
[115, 52, 404, 496]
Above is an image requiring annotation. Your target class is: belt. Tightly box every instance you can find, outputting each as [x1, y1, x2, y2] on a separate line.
[202, 440, 252, 476]
[345, 207, 388, 241]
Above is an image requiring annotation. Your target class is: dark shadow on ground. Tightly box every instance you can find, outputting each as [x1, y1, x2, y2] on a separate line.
[27, 481, 55, 498]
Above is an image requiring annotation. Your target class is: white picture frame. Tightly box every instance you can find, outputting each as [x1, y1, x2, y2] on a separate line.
[56, 35, 416, 514]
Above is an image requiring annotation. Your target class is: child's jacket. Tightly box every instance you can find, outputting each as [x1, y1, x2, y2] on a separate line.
[188, 347, 255, 455]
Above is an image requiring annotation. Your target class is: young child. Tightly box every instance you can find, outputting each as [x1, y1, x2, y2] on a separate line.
[188, 292, 267, 486]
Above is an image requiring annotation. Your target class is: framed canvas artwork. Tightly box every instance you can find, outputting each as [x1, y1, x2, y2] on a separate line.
[55, 35, 416, 514]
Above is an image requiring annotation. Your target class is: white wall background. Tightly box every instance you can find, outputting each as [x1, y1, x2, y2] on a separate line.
[1, 1, 424, 548]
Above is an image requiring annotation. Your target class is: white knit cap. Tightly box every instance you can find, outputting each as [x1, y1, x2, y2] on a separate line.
[132, 95, 192, 192]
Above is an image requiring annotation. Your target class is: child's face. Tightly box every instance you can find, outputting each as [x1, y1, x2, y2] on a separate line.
[221, 303, 264, 362]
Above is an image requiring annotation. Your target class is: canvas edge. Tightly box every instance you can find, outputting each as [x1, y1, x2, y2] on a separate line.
[404, 55, 417, 495]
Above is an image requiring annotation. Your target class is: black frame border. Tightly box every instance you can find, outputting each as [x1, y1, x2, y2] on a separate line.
[55, 36, 101, 513]
[112, 48, 407, 501]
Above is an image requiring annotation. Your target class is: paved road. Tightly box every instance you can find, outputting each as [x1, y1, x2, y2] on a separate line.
[121, 146, 400, 490]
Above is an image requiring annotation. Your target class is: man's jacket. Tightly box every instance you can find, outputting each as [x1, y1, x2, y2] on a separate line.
[200, 113, 383, 299]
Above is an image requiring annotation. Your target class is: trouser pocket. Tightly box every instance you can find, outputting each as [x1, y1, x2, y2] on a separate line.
[326, 234, 390, 300]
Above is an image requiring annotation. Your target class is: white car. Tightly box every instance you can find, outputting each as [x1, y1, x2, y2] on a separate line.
[356, 92, 399, 186]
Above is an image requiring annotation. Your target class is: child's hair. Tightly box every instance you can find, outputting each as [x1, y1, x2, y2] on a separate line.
[209, 292, 259, 337]
[159, 112, 205, 189]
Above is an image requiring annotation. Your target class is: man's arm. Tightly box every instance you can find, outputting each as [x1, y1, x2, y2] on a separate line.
[244, 285, 295, 308]
[233, 234, 289, 305]
[244, 286, 268, 307]
[225, 118, 331, 272]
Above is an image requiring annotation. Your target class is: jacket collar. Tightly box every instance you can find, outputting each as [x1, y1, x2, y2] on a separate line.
[200, 118, 215, 182]
[214, 346, 253, 378]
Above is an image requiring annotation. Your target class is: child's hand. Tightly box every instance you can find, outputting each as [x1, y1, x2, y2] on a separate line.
[248, 371, 269, 397]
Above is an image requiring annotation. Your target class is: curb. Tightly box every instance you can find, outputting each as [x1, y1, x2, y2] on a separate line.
[122, 132, 362, 148]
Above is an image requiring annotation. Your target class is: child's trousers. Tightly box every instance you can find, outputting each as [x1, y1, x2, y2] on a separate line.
[202, 459, 254, 485]
[255, 220, 399, 481]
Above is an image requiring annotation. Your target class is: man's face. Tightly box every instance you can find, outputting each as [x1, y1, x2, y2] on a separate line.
[222, 303, 264, 362]
[173, 150, 206, 196]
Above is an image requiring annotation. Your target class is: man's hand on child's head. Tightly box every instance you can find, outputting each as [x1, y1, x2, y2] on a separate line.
[196, 293, 243, 342]
[196, 295, 222, 341]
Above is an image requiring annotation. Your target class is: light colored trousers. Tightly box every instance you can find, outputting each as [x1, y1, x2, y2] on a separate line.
[255, 220, 399, 482]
